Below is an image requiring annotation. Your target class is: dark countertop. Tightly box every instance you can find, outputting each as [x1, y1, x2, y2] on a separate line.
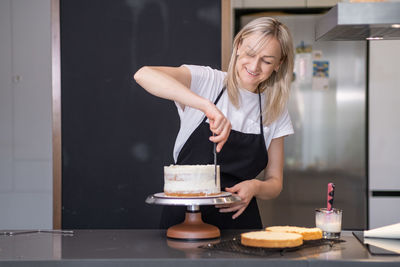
[0, 230, 399, 266]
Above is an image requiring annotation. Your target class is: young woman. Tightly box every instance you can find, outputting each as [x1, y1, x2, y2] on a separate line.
[134, 17, 294, 229]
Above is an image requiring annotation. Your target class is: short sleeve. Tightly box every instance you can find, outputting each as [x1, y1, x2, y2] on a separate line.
[174, 64, 225, 116]
[272, 108, 294, 139]
[184, 65, 224, 99]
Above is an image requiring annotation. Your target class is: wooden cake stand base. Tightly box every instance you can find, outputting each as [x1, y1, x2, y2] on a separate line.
[145, 192, 241, 240]
[167, 211, 220, 240]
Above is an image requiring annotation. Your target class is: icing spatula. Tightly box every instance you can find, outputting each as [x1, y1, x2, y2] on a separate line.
[213, 134, 217, 186]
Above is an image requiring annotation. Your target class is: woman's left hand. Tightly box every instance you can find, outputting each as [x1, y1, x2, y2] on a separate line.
[216, 180, 259, 219]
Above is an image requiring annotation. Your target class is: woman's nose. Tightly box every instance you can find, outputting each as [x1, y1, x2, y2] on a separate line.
[248, 57, 260, 71]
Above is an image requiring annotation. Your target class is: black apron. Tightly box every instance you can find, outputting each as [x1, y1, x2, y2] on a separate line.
[160, 87, 269, 229]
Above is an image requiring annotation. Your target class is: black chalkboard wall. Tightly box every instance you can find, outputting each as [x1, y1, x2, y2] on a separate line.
[61, 0, 221, 228]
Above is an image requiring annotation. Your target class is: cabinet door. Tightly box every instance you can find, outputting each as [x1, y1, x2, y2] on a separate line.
[369, 40, 400, 229]
[369, 40, 400, 191]
[369, 197, 400, 228]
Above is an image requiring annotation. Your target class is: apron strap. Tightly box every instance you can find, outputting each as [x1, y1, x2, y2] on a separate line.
[202, 87, 226, 123]
[257, 87, 264, 136]
[214, 87, 226, 105]
[202, 86, 265, 137]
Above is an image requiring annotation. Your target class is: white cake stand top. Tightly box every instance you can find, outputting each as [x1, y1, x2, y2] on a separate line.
[145, 191, 241, 207]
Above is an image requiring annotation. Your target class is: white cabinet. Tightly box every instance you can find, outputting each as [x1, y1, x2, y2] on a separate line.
[369, 40, 400, 229]
[369, 197, 400, 229]
[369, 40, 400, 191]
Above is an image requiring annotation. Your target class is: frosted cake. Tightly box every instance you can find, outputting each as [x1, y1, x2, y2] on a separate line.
[164, 165, 220, 196]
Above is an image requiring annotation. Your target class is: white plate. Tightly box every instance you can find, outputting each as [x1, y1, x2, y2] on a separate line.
[153, 191, 231, 199]
[146, 191, 240, 206]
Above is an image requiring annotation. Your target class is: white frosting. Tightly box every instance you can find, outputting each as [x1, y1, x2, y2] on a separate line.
[164, 165, 220, 195]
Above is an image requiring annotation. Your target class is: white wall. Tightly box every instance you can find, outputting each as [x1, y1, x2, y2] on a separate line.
[0, 0, 52, 229]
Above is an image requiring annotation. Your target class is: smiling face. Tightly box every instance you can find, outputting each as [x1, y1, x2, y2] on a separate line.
[235, 33, 282, 93]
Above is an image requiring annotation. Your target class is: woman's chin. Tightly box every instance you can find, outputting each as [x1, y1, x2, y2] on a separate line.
[238, 79, 258, 92]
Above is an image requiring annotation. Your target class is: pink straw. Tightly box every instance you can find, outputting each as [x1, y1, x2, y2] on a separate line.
[327, 183, 335, 211]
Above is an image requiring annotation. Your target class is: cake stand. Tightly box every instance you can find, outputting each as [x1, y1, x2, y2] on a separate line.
[145, 192, 241, 240]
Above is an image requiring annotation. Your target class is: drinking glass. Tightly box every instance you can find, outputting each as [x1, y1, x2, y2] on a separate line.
[315, 208, 342, 239]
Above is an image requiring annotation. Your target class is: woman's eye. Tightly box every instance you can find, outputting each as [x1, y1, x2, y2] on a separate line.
[262, 59, 272, 64]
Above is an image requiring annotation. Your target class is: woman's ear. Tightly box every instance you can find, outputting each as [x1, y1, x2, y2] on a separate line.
[274, 59, 283, 72]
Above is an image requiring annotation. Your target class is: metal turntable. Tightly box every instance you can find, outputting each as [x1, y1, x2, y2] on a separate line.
[146, 192, 241, 240]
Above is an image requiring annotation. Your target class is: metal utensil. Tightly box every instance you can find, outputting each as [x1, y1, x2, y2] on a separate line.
[213, 133, 217, 186]
[1, 230, 74, 236]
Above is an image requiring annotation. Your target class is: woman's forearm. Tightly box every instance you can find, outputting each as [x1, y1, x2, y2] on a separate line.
[252, 177, 282, 200]
[134, 66, 212, 113]
[252, 137, 284, 200]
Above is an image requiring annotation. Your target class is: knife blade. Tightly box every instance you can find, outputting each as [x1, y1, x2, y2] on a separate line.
[213, 133, 217, 186]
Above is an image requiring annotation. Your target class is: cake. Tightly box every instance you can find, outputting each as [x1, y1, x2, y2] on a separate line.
[163, 165, 220, 196]
[241, 231, 303, 248]
[265, 226, 322, 241]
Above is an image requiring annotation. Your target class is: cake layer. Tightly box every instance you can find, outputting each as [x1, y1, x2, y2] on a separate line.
[265, 226, 322, 241]
[241, 231, 303, 248]
[164, 165, 220, 196]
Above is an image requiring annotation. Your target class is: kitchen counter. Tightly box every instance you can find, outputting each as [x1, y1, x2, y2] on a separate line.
[0, 230, 399, 266]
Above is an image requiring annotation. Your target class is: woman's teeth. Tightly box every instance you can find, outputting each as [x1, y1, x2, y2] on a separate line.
[246, 68, 257, 76]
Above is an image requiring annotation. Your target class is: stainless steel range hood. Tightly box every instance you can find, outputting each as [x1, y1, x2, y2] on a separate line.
[316, 2, 400, 41]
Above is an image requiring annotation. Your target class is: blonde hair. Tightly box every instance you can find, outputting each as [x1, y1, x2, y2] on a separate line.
[225, 17, 294, 126]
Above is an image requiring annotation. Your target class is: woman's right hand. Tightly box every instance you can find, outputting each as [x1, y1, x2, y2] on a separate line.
[203, 102, 231, 152]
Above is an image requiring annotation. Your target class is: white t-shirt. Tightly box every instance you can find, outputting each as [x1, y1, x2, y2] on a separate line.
[172, 65, 294, 163]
